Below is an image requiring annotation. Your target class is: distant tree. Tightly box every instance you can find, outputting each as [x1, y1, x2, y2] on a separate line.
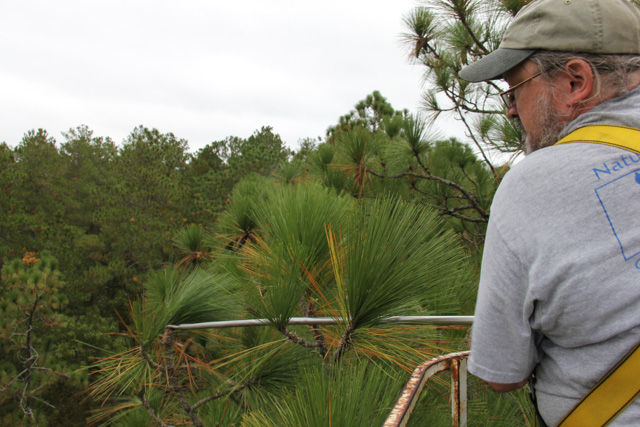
[315, 93, 502, 251]
[188, 126, 293, 223]
[59, 125, 117, 233]
[91, 126, 191, 312]
[0, 130, 65, 260]
[0, 142, 17, 270]
[188, 144, 224, 178]
[0, 251, 68, 425]
[292, 136, 319, 162]
[327, 90, 410, 141]
[0, 128, 129, 423]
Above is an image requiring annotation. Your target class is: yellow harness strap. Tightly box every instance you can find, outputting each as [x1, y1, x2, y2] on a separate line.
[553, 124, 640, 426]
[555, 124, 640, 154]
[557, 342, 640, 426]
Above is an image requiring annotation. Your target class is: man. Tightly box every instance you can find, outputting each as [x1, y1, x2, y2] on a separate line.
[458, 0, 640, 424]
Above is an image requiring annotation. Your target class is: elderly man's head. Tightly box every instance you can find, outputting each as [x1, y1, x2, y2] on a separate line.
[459, 0, 640, 153]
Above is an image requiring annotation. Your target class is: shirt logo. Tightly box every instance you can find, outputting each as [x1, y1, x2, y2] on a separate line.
[594, 168, 640, 266]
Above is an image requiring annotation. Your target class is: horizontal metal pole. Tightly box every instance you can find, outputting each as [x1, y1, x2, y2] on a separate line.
[166, 315, 473, 330]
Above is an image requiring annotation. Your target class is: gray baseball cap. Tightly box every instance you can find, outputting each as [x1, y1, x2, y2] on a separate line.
[458, 0, 640, 82]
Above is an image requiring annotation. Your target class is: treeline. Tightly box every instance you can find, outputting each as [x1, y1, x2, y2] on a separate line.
[0, 92, 522, 425]
[0, 0, 545, 418]
[0, 124, 293, 423]
[1, 124, 293, 310]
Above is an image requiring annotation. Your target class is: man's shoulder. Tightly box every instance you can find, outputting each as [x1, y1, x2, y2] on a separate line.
[496, 145, 572, 196]
[493, 142, 632, 215]
[501, 142, 629, 187]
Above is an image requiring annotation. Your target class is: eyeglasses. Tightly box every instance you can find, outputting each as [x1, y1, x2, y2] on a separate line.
[499, 70, 544, 109]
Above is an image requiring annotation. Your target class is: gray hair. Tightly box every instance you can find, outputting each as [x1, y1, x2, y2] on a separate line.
[529, 51, 640, 99]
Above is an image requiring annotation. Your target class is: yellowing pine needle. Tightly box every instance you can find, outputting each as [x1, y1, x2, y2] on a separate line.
[207, 340, 283, 370]
[325, 225, 349, 324]
[298, 259, 340, 321]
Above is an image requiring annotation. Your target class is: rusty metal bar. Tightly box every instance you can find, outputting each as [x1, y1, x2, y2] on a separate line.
[459, 357, 468, 425]
[383, 351, 470, 427]
[166, 315, 474, 330]
[451, 358, 461, 426]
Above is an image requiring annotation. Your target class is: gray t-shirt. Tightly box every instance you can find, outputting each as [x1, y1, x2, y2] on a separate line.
[469, 87, 640, 425]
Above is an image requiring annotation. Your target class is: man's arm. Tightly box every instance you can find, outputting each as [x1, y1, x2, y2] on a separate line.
[488, 377, 529, 393]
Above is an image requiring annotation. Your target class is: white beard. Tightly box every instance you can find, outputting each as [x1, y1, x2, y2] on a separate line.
[517, 91, 569, 155]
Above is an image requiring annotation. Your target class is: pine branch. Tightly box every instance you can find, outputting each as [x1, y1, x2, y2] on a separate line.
[20, 291, 40, 419]
[162, 329, 204, 427]
[332, 324, 354, 364]
[190, 389, 232, 411]
[278, 327, 324, 349]
[452, 1, 491, 55]
[439, 208, 489, 223]
[31, 395, 55, 409]
[455, 105, 499, 180]
[367, 169, 489, 221]
[299, 295, 329, 357]
[30, 367, 69, 378]
[0, 369, 29, 392]
[139, 390, 174, 427]
[139, 346, 161, 370]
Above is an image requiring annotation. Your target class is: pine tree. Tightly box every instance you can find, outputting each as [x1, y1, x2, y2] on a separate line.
[402, 0, 530, 167]
[0, 251, 68, 424]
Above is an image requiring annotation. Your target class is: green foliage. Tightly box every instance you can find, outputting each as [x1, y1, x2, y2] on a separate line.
[0, 130, 66, 259]
[402, 0, 531, 158]
[406, 375, 534, 426]
[241, 183, 353, 327]
[273, 158, 304, 185]
[174, 224, 211, 269]
[0, 251, 66, 344]
[142, 268, 241, 345]
[0, 8, 538, 418]
[0, 251, 70, 424]
[0, 123, 299, 424]
[327, 90, 409, 140]
[243, 361, 403, 427]
[88, 266, 242, 426]
[317, 93, 500, 253]
[213, 175, 276, 252]
[307, 143, 349, 194]
[88, 179, 481, 425]
[189, 126, 294, 222]
[222, 181, 474, 369]
[339, 198, 470, 330]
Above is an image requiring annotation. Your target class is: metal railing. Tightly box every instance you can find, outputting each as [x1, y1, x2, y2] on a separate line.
[166, 315, 474, 330]
[166, 315, 474, 426]
[383, 351, 470, 427]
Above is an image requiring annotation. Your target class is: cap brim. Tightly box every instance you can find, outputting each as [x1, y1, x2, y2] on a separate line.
[458, 48, 536, 82]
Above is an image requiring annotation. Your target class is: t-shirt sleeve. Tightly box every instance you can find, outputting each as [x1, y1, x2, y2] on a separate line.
[468, 216, 541, 383]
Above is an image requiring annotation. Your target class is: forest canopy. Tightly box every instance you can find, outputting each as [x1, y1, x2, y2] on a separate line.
[0, 103, 524, 424]
[0, 0, 543, 424]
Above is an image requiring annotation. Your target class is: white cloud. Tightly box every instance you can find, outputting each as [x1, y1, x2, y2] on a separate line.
[1, 0, 430, 151]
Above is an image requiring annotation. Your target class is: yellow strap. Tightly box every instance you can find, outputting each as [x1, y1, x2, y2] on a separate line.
[558, 342, 640, 427]
[555, 124, 640, 154]
[554, 124, 640, 426]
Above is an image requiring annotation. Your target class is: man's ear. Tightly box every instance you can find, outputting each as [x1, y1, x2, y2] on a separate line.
[560, 59, 595, 106]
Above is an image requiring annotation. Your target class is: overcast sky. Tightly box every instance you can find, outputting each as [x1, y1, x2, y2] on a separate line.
[1, 0, 441, 152]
